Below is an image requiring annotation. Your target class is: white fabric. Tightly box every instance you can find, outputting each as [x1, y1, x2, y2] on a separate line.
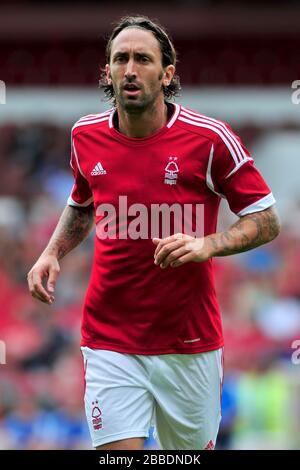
[237, 192, 276, 216]
[81, 346, 224, 449]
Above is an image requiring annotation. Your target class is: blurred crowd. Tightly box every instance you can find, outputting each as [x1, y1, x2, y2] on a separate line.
[0, 121, 300, 449]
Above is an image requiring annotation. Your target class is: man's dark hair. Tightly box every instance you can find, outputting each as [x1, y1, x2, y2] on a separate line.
[99, 15, 181, 104]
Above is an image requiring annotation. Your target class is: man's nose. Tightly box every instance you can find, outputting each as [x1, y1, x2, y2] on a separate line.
[124, 59, 137, 80]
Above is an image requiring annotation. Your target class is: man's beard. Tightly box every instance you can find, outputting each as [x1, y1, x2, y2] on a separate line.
[116, 89, 158, 114]
[114, 76, 164, 114]
[119, 95, 148, 113]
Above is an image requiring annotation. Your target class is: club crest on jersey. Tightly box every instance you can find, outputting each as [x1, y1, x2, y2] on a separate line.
[164, 156, 179, 185]
[91, 400, 102, 430]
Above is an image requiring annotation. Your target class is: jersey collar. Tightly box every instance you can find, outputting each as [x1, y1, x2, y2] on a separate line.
[108, 103, 181, 146]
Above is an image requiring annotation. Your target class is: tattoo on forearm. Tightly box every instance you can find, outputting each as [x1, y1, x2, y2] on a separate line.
[45, 205, 94, 260]
[208, 206, 280, 257]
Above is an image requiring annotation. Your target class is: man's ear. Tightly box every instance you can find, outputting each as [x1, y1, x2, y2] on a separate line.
[162, 65, 175, 87]
[105, 64, 112, 85]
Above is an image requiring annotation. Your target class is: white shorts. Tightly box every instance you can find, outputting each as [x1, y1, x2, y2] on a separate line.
[81, 346, 224, 450]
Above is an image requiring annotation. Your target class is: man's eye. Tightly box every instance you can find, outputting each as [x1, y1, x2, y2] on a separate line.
[137, 56, 149, 63]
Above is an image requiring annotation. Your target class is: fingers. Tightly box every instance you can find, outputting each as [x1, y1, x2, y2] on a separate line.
[47, 266, 60, 293]
[32, 290, 54, 305]
[152, 234, 206, 269]
[153, 234, 196, 269]
[170, 251, 195, 267]
[153, 233, 188, 258]
[160, 246, 191, 269]
[154, 239, 186, 267]
[27, 267, 55, 305]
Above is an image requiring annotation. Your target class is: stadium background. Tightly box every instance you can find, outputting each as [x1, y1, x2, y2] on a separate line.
[1, 0, 300, 450]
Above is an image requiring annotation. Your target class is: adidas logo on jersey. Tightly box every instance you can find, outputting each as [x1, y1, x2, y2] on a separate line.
[91, 162, 107, 176]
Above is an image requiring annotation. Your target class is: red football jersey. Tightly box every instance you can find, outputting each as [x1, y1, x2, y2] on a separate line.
[68, 103, 275, 354]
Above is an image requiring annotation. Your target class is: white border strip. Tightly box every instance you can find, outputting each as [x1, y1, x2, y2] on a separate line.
[167, 103, 181, 128]
[178, 115, 240, 166]
[238, 192, 276, 216]
[72, 140, 86, 179]
[109, 108, 116, 129]
[77, 110, 112, 122]
[1, 87, 297, 125]
[225, 157, 253, 179]
[181, 107, 247, 162]
[67, 195, 94, 207]
[206, 144, 224, 197]
[72, 116, 109, 131]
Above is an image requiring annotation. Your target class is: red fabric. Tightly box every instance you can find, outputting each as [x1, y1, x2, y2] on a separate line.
[68, 105, 273, 355]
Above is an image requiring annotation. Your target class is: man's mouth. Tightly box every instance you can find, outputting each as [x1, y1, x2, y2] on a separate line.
[123, 83, 140, 90]
[123, 83, 141, 96]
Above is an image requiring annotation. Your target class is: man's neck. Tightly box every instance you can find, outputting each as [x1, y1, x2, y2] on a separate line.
[116, 99, 168, 138]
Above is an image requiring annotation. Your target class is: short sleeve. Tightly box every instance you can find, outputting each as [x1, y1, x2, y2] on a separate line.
[67, 135, 93, 207]
[207, 123, 276, 216]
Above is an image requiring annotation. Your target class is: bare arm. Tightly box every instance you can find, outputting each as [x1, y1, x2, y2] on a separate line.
[206, 205, 281, 257]
[153, 205, 281, 268]
[44, 204, 95, 260]
[27, 204, 94, 304]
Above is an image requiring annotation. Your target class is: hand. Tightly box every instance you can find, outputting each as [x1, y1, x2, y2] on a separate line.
[152, 233, 212, 269]
[27, 254, 60, 304]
